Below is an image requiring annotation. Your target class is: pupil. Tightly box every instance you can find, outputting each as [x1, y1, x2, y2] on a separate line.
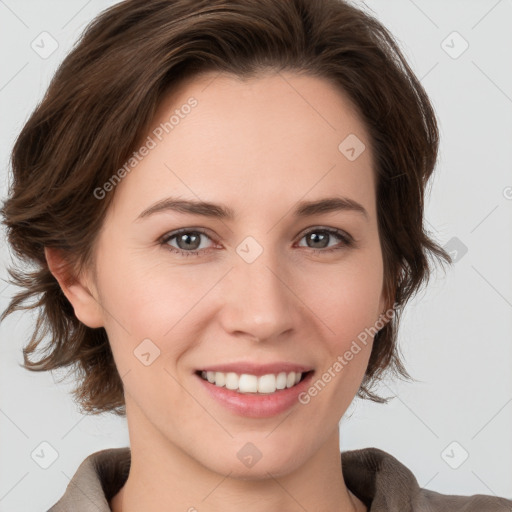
[309, 232, 328, 248]
[179, 232, 200, 250]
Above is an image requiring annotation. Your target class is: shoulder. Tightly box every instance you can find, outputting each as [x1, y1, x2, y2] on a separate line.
[48, 447, 130, 512]
[341, 447, 512, 512]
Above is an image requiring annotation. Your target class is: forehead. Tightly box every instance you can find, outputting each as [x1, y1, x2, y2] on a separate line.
[108, 70, 375, 223]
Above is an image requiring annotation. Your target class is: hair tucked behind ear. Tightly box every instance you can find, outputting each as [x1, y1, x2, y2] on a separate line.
[1, 0, 451, 414]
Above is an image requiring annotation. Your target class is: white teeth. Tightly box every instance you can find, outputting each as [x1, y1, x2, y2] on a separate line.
[200, 370, 304, 394]
[239, 373, 258, 392]
[225, 372, 239, 390]
[275, 372, 287, 390]
[215, 371, 225, 387]
[258, 374, 278, 393]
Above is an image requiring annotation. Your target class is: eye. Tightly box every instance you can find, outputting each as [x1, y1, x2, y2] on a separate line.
[296, 227, 354, 253]
[160, 229, 216, 257]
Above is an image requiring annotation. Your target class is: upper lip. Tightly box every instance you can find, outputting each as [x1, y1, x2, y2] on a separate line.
[197, 362, 314, 377]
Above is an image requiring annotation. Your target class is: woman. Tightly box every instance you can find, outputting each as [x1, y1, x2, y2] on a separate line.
[1, 0, 511, 510]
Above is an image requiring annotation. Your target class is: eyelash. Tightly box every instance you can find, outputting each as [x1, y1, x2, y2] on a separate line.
[159, 227, 355, 258]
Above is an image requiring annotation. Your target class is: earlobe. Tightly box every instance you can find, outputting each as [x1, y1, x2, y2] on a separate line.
[44, 247, 105, 328]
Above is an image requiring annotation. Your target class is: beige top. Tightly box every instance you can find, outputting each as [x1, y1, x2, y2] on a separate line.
[47, 447, 512, 511]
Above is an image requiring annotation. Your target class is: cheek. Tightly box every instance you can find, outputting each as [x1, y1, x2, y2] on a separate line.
[309, 251, 384, 348]
[96, 239, 191, 328]
[95, 260, 200, 413]
[95, 250, 220, 367]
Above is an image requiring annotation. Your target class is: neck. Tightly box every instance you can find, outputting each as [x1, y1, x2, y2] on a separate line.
[110, 400, 367, 512]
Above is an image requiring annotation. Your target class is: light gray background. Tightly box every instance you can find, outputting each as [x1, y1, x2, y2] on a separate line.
[0, 1, 511, 510]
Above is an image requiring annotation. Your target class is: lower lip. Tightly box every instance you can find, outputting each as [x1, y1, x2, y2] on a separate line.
[194, 371, 315, 418]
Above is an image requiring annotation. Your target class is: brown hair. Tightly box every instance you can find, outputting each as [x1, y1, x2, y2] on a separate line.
[0, 0, 451, 415]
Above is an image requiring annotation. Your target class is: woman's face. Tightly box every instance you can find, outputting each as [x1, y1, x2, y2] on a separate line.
[81, 70, 388, 476]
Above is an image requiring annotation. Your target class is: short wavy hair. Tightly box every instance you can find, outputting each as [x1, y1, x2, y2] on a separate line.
[0, 0, 451, 415]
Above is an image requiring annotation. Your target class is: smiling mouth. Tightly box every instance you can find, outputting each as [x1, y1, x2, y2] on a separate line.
[195, 370, 313, 395]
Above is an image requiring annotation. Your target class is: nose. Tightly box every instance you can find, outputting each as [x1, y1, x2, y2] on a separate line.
[218, 249, 299, 342]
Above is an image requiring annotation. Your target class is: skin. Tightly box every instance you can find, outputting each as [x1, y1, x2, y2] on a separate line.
[46, 70, 392, 512]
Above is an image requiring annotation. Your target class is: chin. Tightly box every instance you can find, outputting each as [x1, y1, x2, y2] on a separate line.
[199, 445, 306, 480]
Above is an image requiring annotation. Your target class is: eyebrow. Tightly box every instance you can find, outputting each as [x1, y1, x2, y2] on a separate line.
[135, 196, 369, 221]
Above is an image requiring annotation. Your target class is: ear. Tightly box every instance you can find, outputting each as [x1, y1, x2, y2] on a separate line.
[44, 247, 105, 328]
